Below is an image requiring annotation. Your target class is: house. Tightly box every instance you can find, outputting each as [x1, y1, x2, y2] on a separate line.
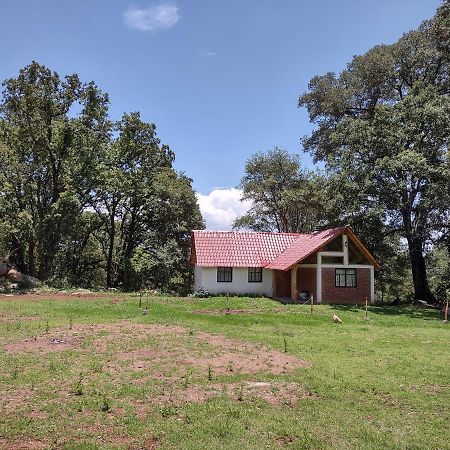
[190, 227, 380, 304]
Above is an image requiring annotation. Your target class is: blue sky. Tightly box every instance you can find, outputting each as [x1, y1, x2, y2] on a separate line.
[0, 0, 441, 228]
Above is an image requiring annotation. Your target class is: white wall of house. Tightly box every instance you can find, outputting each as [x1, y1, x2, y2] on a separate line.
[194, 266, 273, 297]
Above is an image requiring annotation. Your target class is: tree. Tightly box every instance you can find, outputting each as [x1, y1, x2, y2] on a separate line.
[0, 62, 203, 294]
[0, 61, 110, 280]
[299, 3, 450, 302]
[131, 168, 204, 294]
[234, 147, 328, 232]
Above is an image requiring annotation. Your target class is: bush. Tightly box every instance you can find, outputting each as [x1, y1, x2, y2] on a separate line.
[191, 287, 210, 298]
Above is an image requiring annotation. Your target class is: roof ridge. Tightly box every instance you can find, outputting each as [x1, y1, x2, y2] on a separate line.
[192, 230, 307, 236]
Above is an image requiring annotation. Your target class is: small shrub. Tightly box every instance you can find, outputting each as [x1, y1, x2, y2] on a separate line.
[73, 374, 83, 396]
[10, 367, 18, 380]
[91, 361, 103, 373]
[192, 287, 210, 298]
[161, 405, 178, 418]
[100, 395, 111, 412]
[236, 384, 244, 402]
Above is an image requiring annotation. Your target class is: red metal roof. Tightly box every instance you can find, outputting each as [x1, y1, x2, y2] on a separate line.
[191, 228, 347, 270]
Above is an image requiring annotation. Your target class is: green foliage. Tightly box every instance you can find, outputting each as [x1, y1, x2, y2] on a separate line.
[192, 287, 210, 298]
[299, 4, 450, 302]
[234, 147, 328, 232]
[0, 62, 203, 294]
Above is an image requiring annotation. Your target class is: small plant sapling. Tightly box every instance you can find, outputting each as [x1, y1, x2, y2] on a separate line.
[73, 374, 83, 396]
[101, 395, 111, 412]
[237, 383, 244, 402]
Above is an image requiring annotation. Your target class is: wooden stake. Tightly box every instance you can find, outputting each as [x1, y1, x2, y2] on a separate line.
[364, 296, 369, 320]
[310, 293, 314, 315]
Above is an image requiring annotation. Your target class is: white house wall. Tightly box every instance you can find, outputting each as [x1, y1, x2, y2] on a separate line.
[195, 266, 273, 297]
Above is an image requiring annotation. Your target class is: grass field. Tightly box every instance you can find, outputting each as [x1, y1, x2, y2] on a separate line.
[0, 293, 449, 449]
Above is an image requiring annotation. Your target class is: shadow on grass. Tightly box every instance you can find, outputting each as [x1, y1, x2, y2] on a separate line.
[331, 304, 442, 321]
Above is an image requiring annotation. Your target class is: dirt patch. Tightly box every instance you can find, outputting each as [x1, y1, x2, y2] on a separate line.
[135, 381, 315, 407]
[0, 292, 123, 302]
[0, 313, 40, 323]
[1, 388, 36, 415]
[276, 435, 297, 446]
[425, 384, 449, 395]
[0, 438, 48, 450]
[219, 380, 315, 405]
[379, 393, 399, 407]
[3, 322, 185, 354]
[192, 308, 285, 315]
[116, 328, 309, 378]
[5, 321, 309, 374]
[4, 334, 83, 353]
[187, 331, 310, 375]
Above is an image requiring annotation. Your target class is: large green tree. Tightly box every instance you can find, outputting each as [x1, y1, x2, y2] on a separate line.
[234, 147, 328, 233]
[0, 62, 203, 293]
[299, 2, 450, 302]
[0, 62, 110, 280]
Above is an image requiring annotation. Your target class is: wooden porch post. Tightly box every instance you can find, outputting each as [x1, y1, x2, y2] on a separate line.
[291, 266, 297, 302]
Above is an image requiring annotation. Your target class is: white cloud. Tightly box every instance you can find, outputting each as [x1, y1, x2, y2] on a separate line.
[196, 188, 252, 230]
[123, 3, 180, 32]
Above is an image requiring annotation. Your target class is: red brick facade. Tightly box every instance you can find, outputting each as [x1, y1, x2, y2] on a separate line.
[321, 267, 371, 304]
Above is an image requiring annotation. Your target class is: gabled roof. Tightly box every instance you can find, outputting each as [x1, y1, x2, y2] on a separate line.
[265, 228, 344, 270]
[191, 227, 380, 271]
[191, 230, 301, 268]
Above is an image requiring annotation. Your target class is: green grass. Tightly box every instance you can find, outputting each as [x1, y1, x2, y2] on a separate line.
[0, 294, 449, 449]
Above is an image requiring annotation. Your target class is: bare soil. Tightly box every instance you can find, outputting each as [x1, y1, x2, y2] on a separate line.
[0, 438, 48, 450]
[1, 321, 313, 446]
[0, 292, 122, 302]
[192, 308, 285, 315]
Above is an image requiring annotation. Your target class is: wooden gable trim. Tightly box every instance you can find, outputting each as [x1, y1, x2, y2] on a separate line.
[287, 227, 380, 271]
[285, 229, 346, 271]
[344, 228, 380, 271]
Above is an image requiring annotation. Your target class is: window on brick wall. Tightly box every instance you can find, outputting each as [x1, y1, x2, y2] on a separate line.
[217, 267, 232, 282]
[335, 268, 357, 287]
[248, 267, 262, 282]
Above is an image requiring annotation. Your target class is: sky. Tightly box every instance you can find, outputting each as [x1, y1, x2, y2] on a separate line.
[0, 0, 442, 229]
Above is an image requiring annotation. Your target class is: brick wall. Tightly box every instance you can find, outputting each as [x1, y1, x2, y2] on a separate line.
[321, 268, 371, 304]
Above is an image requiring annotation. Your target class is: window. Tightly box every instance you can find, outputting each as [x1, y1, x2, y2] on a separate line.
[217, 267, 232, 282]
[248, 267, 262, 282]
[335, 268, 357, 287]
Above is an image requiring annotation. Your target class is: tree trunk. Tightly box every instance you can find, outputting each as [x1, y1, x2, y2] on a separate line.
[38, 237, 57, 281]
[106, 214, 116, 289]
[407, 237, 435, 303]
[28, 236, 35, 277]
